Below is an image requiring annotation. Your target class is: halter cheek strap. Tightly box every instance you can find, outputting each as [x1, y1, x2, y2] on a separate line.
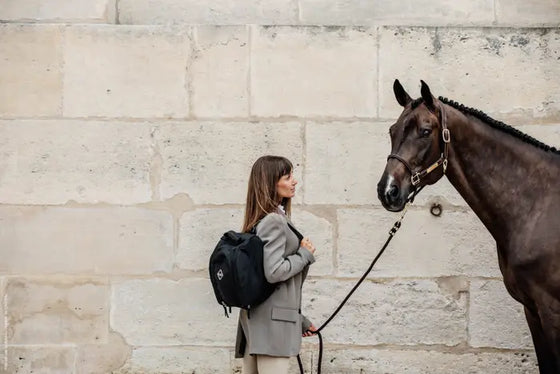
[387, 103, 451, 187]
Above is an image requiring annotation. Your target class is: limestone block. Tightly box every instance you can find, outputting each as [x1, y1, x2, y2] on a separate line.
[0, 278, 4, 347]
[314, 348, 537, 374]
[6, 347, 74, 374]
[156, 121, 303, 204]
[111, 278, 238, 346]
[409, 177, 468, 207]
[0, 25, 62, 117]
[469, 279, 534, 349]
[76, 332, 131, 374]
[7, 278, 108, 344]
[337, 208, 499, 278]
[115, 347, 231, 373]
[516, 124, 560, 148]
[291, 209, 334, 276]
[0, 206, 173, 275]
[178, 208, 244, 271]
[300, 0, 494, 26]
[0, 0, 116, 23]
[0, 120, 153, 204]
[496, 0, 560, 26]
[379, 27, 560, 121]
[63, 26, 189, 118]
[302, 279, 467, 345]
[251, 26, 377, 117]
[192, 26, 249, 118]
[304, 121, 391, 205]
[118, 0, 297, 25]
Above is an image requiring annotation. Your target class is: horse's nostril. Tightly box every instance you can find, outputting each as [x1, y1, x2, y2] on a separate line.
[388, 185, 399, 198]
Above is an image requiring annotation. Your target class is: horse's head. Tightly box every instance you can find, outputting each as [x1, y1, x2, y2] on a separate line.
[377, 79, 449, 212]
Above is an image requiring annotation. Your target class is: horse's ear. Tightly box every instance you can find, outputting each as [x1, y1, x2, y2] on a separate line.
[393, 79, 412, 107]
[420, 80, 435, 110]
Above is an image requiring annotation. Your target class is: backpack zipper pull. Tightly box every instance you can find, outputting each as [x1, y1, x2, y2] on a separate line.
[247, 306, 251, 319]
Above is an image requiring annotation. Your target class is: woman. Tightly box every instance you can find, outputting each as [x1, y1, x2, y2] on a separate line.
[235, 155, 318, 373]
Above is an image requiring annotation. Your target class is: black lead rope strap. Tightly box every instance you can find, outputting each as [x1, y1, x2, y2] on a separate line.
[296, 187, 423, 374]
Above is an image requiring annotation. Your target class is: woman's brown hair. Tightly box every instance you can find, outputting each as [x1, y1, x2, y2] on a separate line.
[242, 155, 293, 232]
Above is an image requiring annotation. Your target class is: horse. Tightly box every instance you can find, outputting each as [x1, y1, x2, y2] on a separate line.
[377, 79, 560, 373]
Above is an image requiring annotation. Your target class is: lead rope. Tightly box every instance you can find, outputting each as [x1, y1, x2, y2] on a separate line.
[297, 187, 422, 374]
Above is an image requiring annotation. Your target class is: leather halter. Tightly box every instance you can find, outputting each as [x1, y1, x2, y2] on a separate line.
[387, 103, 451, 187]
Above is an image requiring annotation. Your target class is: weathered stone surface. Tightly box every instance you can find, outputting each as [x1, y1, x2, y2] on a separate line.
[156, 121, 303, 204]
[118, 0, 297, 25]
[496, 0, 560, 26]
[178, 208, 244, 271]
[292, 209, 334, 276]
[302, 279, 467, 345]
[115, 347, 231, 373]
[410, 177, 468, 207]
[192, 26, 249, 118]
[251, 27, 377, 117]
[300, 0, 494, 26]
[516, 124, 560, 148]
[76, 332, 131, 374]
[314, 348, 537, 374]
[379, 27, 560, 121]
[7, 278, 108, 344]
[469, 279, 534, 349]
[6, 347, 75, 374]
[2, 5, 555, 373]
[0, 0, 116, 23]
[0, 278, 4, 348]
[111, 278, 238, 346]
[63, 26, 189, 118]
[305, 121, 390, 204]
[0, 120, 153, 204]
[337, 208, 499, 278]
[0, 207, 173, 275]
[0, 25, 63, 117]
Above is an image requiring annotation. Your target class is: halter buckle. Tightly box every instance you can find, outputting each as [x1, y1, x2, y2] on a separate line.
[411, 173, 421, 186]
[442, 128, 451, 143]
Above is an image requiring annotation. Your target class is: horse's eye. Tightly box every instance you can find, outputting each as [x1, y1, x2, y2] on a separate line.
[420, 128, 432, 137]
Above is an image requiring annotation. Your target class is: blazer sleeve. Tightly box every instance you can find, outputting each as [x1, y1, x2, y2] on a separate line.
[258, 213, 315, 284]
[301, 314, 312, 333]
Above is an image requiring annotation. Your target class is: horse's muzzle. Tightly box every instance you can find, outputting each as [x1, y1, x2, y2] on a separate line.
[377, 173, 407, 212]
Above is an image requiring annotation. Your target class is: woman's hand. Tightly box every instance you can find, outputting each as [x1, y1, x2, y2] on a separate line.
[301, 237, 316, 254]
[303, 324, 317, 337]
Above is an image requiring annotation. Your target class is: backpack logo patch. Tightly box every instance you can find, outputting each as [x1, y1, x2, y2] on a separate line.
[217, 269, 224, 281]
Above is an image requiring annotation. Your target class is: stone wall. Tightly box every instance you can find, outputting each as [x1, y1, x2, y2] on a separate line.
[1, 1, 559, 373]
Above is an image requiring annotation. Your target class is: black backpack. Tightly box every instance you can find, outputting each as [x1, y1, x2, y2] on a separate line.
[209, 223, 302, 317]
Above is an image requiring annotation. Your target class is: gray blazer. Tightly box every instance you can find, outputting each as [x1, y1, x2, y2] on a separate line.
[235, 212, 315, 358]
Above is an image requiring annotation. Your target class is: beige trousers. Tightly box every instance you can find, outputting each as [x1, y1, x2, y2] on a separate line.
[242, 350, 290, 374]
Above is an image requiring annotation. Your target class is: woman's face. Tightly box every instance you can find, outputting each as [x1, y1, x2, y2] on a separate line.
[276, 171, 297, 200]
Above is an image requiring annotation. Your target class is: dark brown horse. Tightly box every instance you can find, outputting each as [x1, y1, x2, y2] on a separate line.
[377, 80, 560, 373]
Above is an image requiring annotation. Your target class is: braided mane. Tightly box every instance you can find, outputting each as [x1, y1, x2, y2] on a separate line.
[410, 97, 559, 154]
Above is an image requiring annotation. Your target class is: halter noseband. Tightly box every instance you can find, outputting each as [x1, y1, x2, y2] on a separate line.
[387, 103, 451, 187]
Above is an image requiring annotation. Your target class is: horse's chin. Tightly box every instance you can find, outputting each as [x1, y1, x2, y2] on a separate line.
[385, 204, 406, 212]
[379, 197, 407, 212]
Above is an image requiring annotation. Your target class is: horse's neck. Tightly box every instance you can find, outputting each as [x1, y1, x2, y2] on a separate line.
[444, 108, 556, 243]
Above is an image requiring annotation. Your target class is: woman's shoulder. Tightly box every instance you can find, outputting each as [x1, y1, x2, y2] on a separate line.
[257, 212, 287, 229]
